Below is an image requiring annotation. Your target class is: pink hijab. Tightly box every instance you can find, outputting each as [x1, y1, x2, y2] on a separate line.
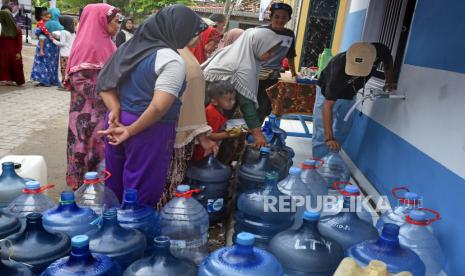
[66, 3, 118, 76]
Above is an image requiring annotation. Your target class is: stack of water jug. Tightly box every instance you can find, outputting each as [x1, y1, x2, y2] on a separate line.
[0, 114, 448, 275]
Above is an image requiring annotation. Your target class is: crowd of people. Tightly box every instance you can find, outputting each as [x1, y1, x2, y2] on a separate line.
[0, 3, 395, 209]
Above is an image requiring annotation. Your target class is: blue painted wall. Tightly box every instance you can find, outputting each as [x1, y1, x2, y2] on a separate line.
[340, 0, 465, 274]
[340, 8, 367, 52]
[404, 0, 465, 74]
[344, 114, 465, 275]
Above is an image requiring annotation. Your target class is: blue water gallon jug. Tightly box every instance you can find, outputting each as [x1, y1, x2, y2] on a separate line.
[160, 185, 209, 265]
[399, 209, 445, 276]
[199, 232, 284, 276]
[268, 211, 344, 275]
[0, 259, 32, 276]
[235, 171, 294, 248]
[87, 208, 146, 270]
[301, 159, 328, 198]
[347, 223, 426, 276]
[0, 208, 21, 239]
[185, 155, 232, 224]
[0, 213, 71, 274]
[238, 147, 273, 193]
[75, 171, 120, 215]
[0, 162, 28, 208]
[376, 187, 422, 232]
[242, 145, 290, 182]
[124, 236, 197, 276]
[5, 180, 56, 220]
[42, 235, 122, 276]
[42, 191, 98, 237]
[118, 189, 160, 256]
[318, 184, 379, 250]
[278, 167, 313, 229]
[317, 151, 350, 189]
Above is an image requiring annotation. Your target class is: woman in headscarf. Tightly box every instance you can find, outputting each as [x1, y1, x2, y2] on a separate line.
[115, 17, 134, 47]
[157, 44, 219, 209]
[97, 5, 208, 205]
[53, 15, 76, 86]
[0, 10, 25, 86]
[202, 28, 282, 156]
[217, 28, 244, 49]
[190, 26, 222, 64]
[30, 8, 64, 87]
[64, 3, 121, 189]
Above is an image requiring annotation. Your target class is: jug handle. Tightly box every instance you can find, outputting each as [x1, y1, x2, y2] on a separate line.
[83, 170, 112, 185]
[175, 189, 201, 198]
[405, 208, 441, 226]
[334, 181, 360, 196]
[392, 186, 420, 205]
[22, 184, 55, 194]
[301, 158, 324, 169]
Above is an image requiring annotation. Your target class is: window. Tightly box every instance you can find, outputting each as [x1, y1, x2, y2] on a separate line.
[363, 0, 417, 82]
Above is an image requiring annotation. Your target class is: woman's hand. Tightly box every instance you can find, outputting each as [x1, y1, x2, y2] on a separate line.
[16, 53, 21, 60]
[251, 128, 267, 148]
[198, 133, 219, 157]
[326, 139, 341, 152]
[99, 126, 132, 146]
[39, 50, 45, 56]
[108, 108, 121, 128]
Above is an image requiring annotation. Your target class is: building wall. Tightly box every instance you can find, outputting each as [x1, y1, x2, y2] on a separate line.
[339, 0, 465, 275]
[331, 0, 348, 55]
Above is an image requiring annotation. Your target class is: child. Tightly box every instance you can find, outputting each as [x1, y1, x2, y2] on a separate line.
[36, 10, 52, 56]
[193, 80, 240, 161]
[52, 15, 76, 86]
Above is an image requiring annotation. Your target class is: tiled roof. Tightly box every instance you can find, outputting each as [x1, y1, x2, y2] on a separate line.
[191, 0, 284, 18]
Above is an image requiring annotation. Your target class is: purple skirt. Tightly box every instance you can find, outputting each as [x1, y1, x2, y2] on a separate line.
[105, 111, 176, 206]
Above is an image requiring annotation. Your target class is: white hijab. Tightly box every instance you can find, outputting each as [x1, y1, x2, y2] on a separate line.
[201, 28, 282, 104]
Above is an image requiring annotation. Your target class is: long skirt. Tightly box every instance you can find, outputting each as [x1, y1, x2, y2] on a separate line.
[0, 33, 25, 85]
[30, 34, 60, 86]
[66, 69, 107, 189]
[60, 56, 68, 85]
[157, 142, 195, 210]
[105, 111, 176, 206]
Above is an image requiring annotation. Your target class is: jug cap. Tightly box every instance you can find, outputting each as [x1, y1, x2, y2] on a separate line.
[72, 235, 89, 247]
[25, 180, 40, 190]
[124, 188, 138, 203]
[84, 172, 98, 180]
[177, 185, 190, 193]
[153, 236, 170, 247]
[289, 167, 301, 175]
[408, 210, 426, 222]
[60, 191, 75, 202]
[260, 147, 271, 153]
[236, 232, 255, 246]
[381, 223, 400, 239]
[404, 192, 419, 200]
[303, 159, 317, 166]
[405, 208, 441, 226]
[269, 114, 277, 119]
[344, 185, 359, 194]
[303, 210, 320, 221]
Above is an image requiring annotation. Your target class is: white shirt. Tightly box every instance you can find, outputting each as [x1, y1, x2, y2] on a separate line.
[154, 48, 186, 97]
[52, 30, 76, 57]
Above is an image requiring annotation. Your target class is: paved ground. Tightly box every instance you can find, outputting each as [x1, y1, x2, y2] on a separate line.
[0, 44, 69, 201]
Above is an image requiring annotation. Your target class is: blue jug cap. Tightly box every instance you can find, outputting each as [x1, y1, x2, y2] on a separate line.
[409, 210, 426, 222]
[124, 188, 138, 203]
[381, 223, 400, 239]
[404, 192, 419, 200]
[303, 159, 317, 166]
[72, 235, 89, 247]
[344, 184, 359, 194]
[269, 114, 277, 119]
[303, 210, 320, 221]
[260, 147, 271, 153]
[289, 167, 301, 175]
[25, 180, 40, 190]
[84, 172, 98, 180]
[177, 185, 190, 193]
[60, 191, 75, 202]
[236, 232, 255, 246]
